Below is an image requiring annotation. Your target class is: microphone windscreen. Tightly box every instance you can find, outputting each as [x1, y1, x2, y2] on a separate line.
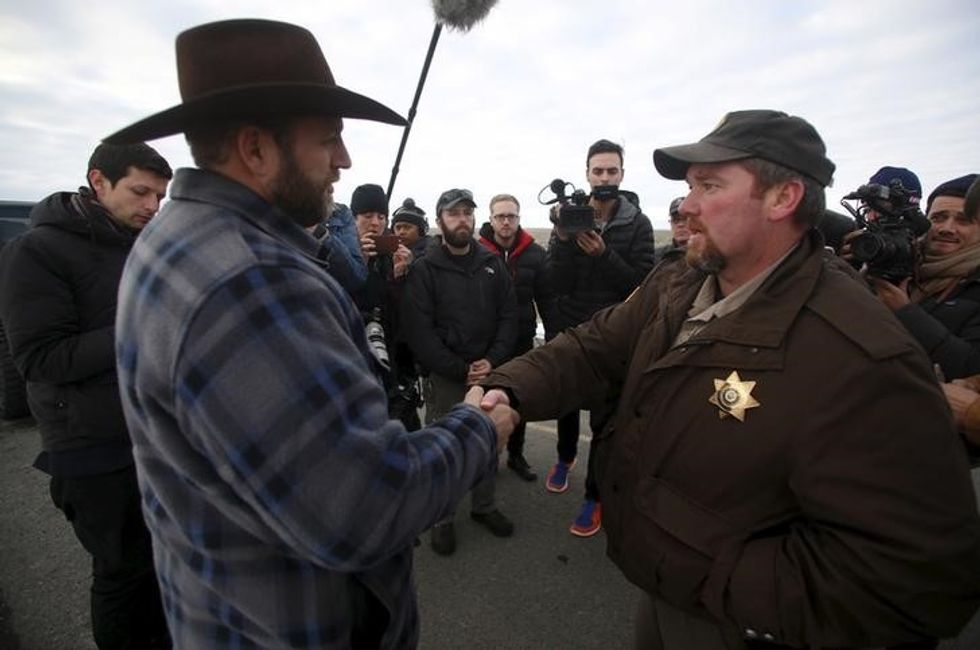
[431, 0, 498, 31]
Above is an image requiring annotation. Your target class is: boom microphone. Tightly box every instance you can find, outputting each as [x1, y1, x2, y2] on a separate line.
[431, 0, 498, 32]
[387, 0, 500, 199]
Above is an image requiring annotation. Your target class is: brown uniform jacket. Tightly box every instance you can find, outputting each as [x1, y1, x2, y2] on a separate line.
[486, 231, 980, 648]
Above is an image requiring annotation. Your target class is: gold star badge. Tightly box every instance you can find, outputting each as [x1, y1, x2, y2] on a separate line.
[709, 371, 760, 422]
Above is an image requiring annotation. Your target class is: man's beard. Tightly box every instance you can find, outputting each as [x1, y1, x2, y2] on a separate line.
[685, 232, 726, 275]
[270, 147, 329, 228]
[443, 224, 473, 248]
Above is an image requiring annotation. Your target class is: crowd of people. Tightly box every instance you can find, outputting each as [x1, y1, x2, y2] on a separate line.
[1, 16, 979, 650]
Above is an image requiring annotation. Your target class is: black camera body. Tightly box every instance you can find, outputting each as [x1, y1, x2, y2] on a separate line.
[542, 179, 598, 234]
[841, 180, 929, 283]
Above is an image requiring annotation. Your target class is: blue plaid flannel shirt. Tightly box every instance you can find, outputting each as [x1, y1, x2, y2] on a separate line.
[116, 168, 498, 649]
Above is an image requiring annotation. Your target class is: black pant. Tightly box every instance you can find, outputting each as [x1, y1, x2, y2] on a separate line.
[506, 420, 527, 457]
[556, 411, 602, 501]
[50, 466, 169, 650]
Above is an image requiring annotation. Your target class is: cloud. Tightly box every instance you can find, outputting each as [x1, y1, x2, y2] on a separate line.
[1, 0, 978, 228]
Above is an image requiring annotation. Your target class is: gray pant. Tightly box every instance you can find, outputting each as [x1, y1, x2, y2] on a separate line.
[424, 373, 496, 516]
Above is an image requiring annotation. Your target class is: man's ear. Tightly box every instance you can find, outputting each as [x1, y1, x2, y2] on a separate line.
[235, 126, 280, 180]
[88, 168, 110, 199]
[765, 179, 805, 223]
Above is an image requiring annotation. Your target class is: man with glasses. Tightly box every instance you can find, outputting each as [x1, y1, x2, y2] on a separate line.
[403, 188, 519, 555]
[478, 193, 555, 482]
[656, 196, 690, 264]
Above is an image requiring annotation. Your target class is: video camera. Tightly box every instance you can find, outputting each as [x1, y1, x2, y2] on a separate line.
[840, 180, 930, 283]
[539, 179, 598, 234]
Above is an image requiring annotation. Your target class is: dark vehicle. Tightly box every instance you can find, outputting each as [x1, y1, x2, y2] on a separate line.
[0, 200, 33, 419]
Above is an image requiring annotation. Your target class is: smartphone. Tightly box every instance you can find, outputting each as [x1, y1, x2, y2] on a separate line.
[372, 233, 400, 255]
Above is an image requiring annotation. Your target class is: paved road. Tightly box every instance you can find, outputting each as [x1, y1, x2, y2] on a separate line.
[2, 415, 979, 649]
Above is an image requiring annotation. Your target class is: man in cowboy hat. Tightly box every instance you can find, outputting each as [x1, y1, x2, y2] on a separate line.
[481, 110, 980, 648]
[108, 19, 516, 649]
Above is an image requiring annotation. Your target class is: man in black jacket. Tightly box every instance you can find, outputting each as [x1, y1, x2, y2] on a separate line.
[545, 139, 656, 538]
[403, 188, 518, 555]
[868, 173, 980, 380]
[0, 143, 172, 649]
[478, 193, 555, 481]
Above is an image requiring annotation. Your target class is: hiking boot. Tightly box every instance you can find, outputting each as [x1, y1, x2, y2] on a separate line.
[430, 522, 456, 556]
[506, 453, 537, 482]
[570, 499, 602, 537]
[470, 509, 514, 537]
[545, 459, 575, 494]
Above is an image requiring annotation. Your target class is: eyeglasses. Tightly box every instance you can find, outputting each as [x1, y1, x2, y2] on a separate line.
[491, 213, 519, 222]
[670, 215, 688, 224]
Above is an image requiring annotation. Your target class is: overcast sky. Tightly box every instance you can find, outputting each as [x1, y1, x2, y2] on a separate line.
[2, 0, 978, 229]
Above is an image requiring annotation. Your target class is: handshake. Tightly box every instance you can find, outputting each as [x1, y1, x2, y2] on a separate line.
[464, 386, 520, 452]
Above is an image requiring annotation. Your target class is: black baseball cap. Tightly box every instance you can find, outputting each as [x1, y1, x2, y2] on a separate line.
[653, 109, 835, 187]
[436, 188, 477, 215]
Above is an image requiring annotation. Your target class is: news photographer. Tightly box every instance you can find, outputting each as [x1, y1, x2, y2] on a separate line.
[844, 171, 980, 379]
[349, 183, 421, 430]
[542, 139, 655, 537]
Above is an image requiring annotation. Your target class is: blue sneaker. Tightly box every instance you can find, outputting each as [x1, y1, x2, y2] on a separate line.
[545, 459, 575, 493]
[570, 499, 602, 537]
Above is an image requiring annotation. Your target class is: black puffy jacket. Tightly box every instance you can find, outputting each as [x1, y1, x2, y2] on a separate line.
[0, 190, 136, 468]
[402, 240, 517, 381]
[546, 195, 656, 331]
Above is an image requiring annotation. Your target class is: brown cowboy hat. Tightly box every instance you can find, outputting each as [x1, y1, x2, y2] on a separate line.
[104, 19, 406, 144]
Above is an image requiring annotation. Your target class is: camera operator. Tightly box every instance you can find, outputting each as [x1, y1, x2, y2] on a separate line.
[544, 139, 655, 537]
[863, 172, 980, 380]
[349, 183, 420, 430]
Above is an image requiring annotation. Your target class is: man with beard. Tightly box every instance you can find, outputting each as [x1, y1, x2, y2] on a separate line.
[0, 142, 172, 650]
[867, 173, 980, 380]
[477, 193, 555, 481]
[403, 188, 518, 555]
[482, 110, 980, 648]
[544, 138, 656, 538]
[105, 20, 517, 649]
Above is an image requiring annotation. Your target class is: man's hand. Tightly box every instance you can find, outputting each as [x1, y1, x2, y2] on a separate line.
[550, 205, 571, 242]
[868, 276, 911, 311]
[465, 387, 520, 452]
[392, 244, 413, 278]
[359, 233, 377, 259]
[839, 229, 863, 264]
[576, 230, 606, 256]
[466, 358, 492, 386]
[942, 382, 979, 429]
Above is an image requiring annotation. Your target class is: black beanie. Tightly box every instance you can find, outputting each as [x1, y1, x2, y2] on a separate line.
[392, 197, 428, 233]
[926, 174, 978, 214]
[351, 183, 388, 216]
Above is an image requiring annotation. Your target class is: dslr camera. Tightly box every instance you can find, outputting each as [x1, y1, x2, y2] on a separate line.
[840, 180, 930, 283]
[540, 178, 598, 234]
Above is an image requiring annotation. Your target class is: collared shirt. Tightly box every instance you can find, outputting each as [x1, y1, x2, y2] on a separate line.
[115, 168, 497, 649]
[673, 245, 798, 347]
